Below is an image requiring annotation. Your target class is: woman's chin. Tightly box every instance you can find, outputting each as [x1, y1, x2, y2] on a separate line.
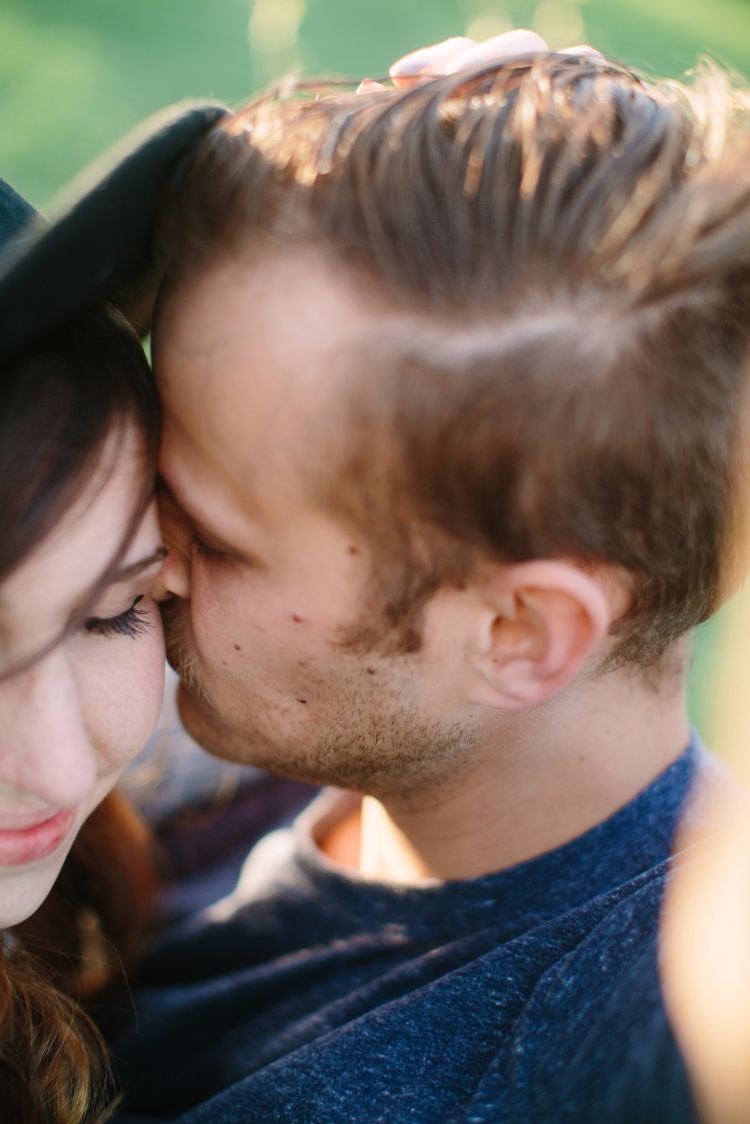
[0, 810, 79, 927]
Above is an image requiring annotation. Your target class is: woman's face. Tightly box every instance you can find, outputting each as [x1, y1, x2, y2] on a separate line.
[0, 426, 165, 927]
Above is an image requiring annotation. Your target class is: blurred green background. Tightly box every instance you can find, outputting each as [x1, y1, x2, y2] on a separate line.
[3, 0, 750, 207]
[0, 0, 747, 744]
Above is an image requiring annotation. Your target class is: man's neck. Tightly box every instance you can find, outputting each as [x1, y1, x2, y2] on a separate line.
[322, 667, 691, 883]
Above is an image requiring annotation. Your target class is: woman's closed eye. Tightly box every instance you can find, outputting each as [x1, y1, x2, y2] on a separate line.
[84, 595, 153, 640]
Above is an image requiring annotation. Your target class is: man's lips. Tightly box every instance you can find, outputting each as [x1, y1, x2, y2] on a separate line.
[0, 807, 76, 866]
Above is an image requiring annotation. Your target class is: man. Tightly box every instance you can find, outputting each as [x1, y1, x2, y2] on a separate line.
[114, 54, 750, 1121]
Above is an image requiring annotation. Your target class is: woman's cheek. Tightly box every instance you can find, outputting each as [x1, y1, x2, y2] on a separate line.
[75, 609, 166, 776]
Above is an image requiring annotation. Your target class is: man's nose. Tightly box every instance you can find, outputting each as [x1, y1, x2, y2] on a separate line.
[0, 649, 98, 808]
[153, 545, 191, 601]
[154, 487, 192, 601]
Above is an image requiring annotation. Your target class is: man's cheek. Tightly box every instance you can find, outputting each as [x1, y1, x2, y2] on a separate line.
[194, 569, 270, 652]
[189, 593, 257, 681]
[188, 574, 229, 653]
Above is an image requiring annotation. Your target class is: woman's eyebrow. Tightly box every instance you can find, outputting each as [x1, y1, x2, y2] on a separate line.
[113, 547, 167, 583]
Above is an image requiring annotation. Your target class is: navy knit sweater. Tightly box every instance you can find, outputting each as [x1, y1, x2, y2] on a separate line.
[114, 737, 721, 1123]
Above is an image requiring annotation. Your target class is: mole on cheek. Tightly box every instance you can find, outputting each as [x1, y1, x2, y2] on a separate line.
[348, 545, 359, 555]
[291, 614, 304, 623]
[234, 644, 241, 652]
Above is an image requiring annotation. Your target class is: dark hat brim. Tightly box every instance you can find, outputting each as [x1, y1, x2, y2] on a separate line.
[0, 99, 228, 364]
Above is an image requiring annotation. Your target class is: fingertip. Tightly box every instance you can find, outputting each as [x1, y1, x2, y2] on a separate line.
[389, 37, 476, 83]
[388, 54, 429, 80]
[445, 29, 549, 73]
[356, 79, 386, 94]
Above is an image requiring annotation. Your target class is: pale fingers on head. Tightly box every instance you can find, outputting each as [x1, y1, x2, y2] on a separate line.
[389, 37, 476, 87]
[388, 29, 603, 92]
[445, 30, 549, 72]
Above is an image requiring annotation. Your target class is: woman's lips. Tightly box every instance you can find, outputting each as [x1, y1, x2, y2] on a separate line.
[0, 807, 76, 866]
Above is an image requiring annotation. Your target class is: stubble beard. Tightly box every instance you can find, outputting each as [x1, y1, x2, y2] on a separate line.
[161, 600, 257, 768]
[161, 598, 210, 705]
[160, 599, 482, 799]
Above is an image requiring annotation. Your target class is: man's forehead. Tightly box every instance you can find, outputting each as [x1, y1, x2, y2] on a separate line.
[156, 251, 402, 467]
[158, 250, 383, 381]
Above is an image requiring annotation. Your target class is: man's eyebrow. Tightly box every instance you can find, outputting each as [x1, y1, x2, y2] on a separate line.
[113, 547, 168, 583]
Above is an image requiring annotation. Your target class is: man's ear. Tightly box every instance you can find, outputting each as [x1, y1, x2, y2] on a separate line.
[470, 560, 612, 710]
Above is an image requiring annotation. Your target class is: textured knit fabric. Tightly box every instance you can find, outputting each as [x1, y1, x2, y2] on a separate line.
[113, 736, 723, 1123]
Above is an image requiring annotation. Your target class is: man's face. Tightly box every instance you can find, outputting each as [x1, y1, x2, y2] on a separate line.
[154, 252, 481, 797]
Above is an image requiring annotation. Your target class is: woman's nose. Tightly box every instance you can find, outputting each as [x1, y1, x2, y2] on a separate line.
[0, 649, 98, 808]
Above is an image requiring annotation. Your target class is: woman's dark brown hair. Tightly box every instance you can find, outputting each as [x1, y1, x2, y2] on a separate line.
[0, 305, 160, 1124]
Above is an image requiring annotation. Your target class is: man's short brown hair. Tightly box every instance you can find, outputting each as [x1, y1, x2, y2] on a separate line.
[164, 55, 750, 667]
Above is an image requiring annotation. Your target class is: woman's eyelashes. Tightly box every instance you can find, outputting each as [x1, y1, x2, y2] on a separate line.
[85, 595, 153, 640]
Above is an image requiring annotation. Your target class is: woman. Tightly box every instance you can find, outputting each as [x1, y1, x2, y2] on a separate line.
[0, 152, 170, 1123]
[0, 298, 166, 1123]
[0, 97, 226, 1122]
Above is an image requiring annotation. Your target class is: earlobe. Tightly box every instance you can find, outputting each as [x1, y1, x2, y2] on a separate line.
[475, 560, 612, 710]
